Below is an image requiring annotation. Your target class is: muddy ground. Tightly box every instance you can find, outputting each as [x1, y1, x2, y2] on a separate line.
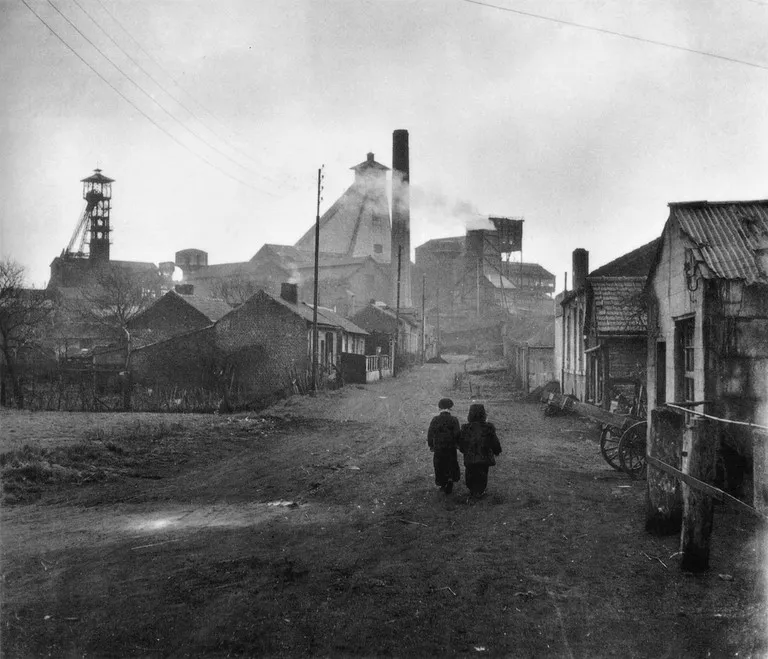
[2, 358, 766, 657]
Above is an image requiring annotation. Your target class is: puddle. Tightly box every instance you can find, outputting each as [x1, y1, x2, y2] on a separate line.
[125, 502, 307, 533]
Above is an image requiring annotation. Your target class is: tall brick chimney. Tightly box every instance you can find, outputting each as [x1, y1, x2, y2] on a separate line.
[391, 129, 413, 307]
[572, 248, 589, 290]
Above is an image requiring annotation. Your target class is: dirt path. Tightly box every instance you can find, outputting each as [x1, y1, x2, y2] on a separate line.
[2, 360, 766, 657]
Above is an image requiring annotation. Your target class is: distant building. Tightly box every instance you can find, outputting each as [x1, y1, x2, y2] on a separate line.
[293, 152, 392, 263]
[175, 152, 399, 312]
[415, 232, 554, 320]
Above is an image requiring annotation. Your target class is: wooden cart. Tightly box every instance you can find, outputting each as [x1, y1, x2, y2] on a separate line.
[545, 392, 647, 479]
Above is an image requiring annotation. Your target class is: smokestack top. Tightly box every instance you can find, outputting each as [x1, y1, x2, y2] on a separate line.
[281, 282, 299, 305]
[572, 248, 589, 290]
[392, 129, 410, 180]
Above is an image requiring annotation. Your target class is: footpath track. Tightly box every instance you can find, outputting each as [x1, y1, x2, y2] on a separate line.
[2, 361, 765, 657]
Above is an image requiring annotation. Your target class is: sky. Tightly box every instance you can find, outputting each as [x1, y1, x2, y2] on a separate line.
[2, 0, 768, 291]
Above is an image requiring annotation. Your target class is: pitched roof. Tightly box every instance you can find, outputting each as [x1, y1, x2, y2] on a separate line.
[252, 291, 368, 334]
[310, 305, 368, 335]
[588, 277, 646, 334]
[174, 292, 233, 321]
[186, 261, 253, 279]
[293, 158, 392, 261]
[251, 244, 312, 266]
[81, 169, 114, 183]
[669, 200, 768, 284]
[589, 238, 661, 278]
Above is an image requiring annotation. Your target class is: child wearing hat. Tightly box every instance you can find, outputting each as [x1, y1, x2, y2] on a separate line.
[427, 398, 461, 494]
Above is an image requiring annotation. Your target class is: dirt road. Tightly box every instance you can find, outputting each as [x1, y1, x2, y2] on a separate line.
[2, 359, 766, 657]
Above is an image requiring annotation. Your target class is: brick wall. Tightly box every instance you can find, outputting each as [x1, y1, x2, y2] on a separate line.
[215, 291, 310, 398]
[131, 327, 217, 388]
[129, 293, 208, 334]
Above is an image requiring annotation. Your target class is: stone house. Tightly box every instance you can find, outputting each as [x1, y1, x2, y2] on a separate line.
[556, 240, 659, 405]
[131, 283, 369, 399]
[350, 302, 424, 368]
[127, 287, 232, 346]
[583, 239, 660, 409]
[645, 200, 768, 510]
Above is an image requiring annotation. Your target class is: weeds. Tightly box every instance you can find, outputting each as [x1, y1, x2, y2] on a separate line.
[1, 419, 182, 503]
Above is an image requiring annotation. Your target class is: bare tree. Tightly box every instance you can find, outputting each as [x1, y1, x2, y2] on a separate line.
[208, 275, 264, 306]
[62, 265, 164, 409]
[0, 260, 54, 406]
[66, 264, 163, 338]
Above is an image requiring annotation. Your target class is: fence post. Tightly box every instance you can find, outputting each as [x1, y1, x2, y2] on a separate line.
[680, 418, 717, 572]
[754, 402, 768, 516]
[646, 407, 684, 535]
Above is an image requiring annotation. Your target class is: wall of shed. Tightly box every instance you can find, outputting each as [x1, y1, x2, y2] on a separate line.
[131, 327, 217, 389]
[647, 221, 705, 413]
[128, 294, 211, 344]
[506, 343, 555, 392]
[648, 224, 768, 505]
[560, 290, 587, 398]
[215, 294, 310, 399]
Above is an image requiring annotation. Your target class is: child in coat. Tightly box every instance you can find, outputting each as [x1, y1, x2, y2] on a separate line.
[427, 398, 461, 494]
[459, 403, 502, 497]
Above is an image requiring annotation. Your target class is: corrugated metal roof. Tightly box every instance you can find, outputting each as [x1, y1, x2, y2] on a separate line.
[670, 200, 768, 284]
[589, 277, 646, 334]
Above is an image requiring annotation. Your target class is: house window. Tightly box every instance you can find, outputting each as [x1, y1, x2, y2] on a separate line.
[577, 308, 584, 373]
[675, 317, 695, 419]
[374, 244, 383, 254]
[655, 341, 666, 407]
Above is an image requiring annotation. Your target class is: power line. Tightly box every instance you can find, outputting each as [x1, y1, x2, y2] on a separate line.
[462, 0, 768, 72]
[90, 0, 285, 180]
[69, 0, 284, 187]
[45, 0, 267, 180]
[19, 0, 275, 195]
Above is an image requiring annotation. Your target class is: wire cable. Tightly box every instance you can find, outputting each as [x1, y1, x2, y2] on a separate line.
[462, 0, 768, 72]
[69, 0, 284, 187]
[46, 0, 265, 180]
[19, 0, 276, 195]
[90, 0, 282, 177]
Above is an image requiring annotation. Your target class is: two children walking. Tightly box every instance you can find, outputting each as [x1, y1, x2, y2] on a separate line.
[427, 398, 502, 498]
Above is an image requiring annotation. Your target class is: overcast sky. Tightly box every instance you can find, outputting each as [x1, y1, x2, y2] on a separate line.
[2, 0, 767, 290]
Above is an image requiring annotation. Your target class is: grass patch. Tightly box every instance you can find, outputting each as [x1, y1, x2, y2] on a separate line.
[1, 420, 182, 504]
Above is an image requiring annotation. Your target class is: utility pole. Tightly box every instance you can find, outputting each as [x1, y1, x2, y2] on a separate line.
[311, 166, 323, 393]
[436, 280, 441, 358]
[421, 273, 426, 364]
[394, 246, 402, 377]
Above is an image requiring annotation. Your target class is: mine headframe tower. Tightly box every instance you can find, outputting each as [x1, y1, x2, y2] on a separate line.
[64, 169, 114, 262]
[456, 216, 524, 317]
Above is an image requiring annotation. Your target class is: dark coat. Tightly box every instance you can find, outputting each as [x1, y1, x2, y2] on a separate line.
[427, 411, 461, 454]
[459, 421, 501, 467]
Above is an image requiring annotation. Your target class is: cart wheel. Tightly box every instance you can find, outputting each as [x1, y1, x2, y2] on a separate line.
[599, 425, 623, 471]
[618, 421, 648, 479]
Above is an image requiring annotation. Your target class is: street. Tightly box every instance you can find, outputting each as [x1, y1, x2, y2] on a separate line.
[2, 359, 765, 657]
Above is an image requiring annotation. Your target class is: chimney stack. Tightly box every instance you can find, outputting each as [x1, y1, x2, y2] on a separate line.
[281, 282, 298, 305]
[174, 284, 194, 295]
[391, 129, 413, 307]
[572, 248, 589, 290]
